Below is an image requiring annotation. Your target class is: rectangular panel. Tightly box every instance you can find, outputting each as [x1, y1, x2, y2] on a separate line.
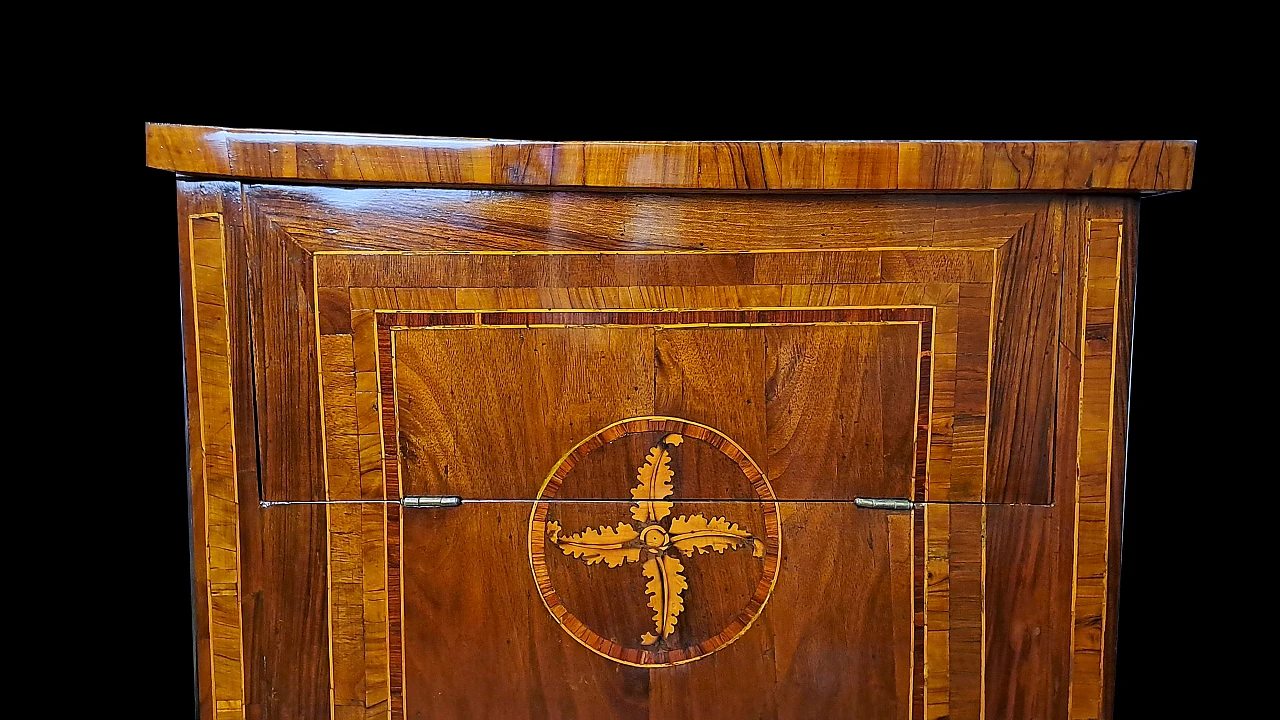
[398, 501, 911, 719]
[389, 315, 924, 500]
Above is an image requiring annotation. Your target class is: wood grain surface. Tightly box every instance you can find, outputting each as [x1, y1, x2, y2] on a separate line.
[246, 209, 326, 501]
[178, 181, 332, 719]
[147, 124, 1194, 192]
[163, 154, 1167, 717]
[985, 200, 1065, 504]
[247, 186, 1058, 506]
[246, 187, 1036, 253]
[185, 207, 245, 720]
[177, 187, 216, 720]
[1067, 216, 1126, 720]
[383, 312, 928, 501]
[401, 501, 911, 719]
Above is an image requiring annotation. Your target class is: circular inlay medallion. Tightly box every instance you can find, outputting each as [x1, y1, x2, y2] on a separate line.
[528, 416, 781, 667]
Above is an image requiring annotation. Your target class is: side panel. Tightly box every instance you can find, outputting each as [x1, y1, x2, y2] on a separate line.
[982, 197, 1134, 720]
[178, 180, 332, 719]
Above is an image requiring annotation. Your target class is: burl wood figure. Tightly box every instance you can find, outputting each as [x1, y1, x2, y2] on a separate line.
[147, 125, 1195, 719]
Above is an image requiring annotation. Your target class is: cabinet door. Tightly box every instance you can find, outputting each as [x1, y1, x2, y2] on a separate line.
[212, 186, 1125, 719]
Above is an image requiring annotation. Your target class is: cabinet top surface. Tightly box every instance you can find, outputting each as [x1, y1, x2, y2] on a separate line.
[145, 123, 1194, 193]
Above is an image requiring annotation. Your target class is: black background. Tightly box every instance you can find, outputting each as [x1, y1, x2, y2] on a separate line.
[130, 105, 1226, 717]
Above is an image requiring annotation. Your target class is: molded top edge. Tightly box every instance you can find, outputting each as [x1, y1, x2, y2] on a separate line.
[145, 124, 1195, 193]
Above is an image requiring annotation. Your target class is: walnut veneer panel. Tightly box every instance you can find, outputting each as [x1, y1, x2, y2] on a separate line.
[390, 319, 920, 501]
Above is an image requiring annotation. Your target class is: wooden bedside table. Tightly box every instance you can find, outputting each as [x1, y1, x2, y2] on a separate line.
[145, 125, 1194, 719]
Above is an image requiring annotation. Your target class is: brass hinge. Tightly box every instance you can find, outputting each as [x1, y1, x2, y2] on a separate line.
[854, 498, 915, 511]
[401, 495, 463, 509]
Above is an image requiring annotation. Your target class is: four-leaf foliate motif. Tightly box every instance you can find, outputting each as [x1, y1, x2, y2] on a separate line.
[547, 433, 765, 646]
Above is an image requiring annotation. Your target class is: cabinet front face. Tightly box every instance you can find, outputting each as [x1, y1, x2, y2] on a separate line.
[182, 183, 1133, 719]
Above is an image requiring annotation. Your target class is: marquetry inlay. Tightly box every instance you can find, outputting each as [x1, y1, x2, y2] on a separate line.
[530, 418, 781, 667]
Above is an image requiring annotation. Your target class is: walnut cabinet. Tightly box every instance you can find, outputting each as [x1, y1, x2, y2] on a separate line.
[145, 125, 1195, 719]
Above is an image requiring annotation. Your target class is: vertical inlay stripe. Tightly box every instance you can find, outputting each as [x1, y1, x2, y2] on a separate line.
[189, 214, 246, 720]
[1069, 219, 1123, 720]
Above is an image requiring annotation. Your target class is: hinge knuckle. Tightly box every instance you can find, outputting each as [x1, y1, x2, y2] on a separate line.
[402, 495, 463, 509]
[854, 497, 915, 511]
